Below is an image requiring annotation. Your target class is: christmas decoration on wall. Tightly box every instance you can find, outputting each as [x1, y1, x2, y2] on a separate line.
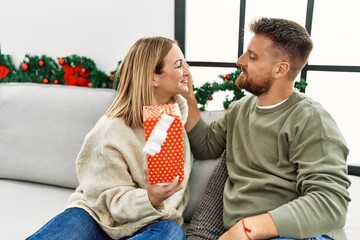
[0, 54, 115, 89]
[194, 68, 246, 111]
[0, 54, 17, 81]
[294, 78, 308, 93]
[14, 54, 64, 84]
[58, 55, 113, 88]
[109, 60, 122, 90]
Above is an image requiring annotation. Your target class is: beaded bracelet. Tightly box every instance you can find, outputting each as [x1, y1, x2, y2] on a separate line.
[241, 217, 252, 240]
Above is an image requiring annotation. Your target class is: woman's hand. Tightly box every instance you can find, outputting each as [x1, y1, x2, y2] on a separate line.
[145, 174, 185, 208]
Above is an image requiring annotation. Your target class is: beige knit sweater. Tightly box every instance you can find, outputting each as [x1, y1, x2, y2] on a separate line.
[66, 95, 191, 239]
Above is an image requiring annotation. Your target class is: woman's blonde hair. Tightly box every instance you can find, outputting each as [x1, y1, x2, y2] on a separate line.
[106, 36, 177, 128]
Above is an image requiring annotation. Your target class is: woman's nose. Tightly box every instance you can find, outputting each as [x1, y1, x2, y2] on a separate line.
[183, 65, 190, 76]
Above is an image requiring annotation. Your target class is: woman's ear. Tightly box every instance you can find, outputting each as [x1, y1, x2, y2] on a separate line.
[153, 74, 160, 87]
[274, 62, 290, 79]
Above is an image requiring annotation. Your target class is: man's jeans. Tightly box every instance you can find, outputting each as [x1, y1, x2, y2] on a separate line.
[272, 236, 332, 240]
[26, 207, 186, 240]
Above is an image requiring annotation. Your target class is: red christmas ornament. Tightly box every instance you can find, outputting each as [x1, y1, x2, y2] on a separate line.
[0, 66, 10, 79]
[225, 74, 231, 81]
[54, 79, 59, 84]
[42, 78, 49, 84]
[38, 60, 44, 67]
[81, 68, 87, 73]
[21, 63, 29, 71]
[208, 96, 213, 101]
[87, 82, 92, 87]
[58, 58, 65, 66]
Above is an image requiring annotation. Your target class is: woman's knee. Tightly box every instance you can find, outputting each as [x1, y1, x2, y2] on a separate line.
[160, 220, 186, 240]
[133, 220, 185, 240]
[26, 208, 111, 240]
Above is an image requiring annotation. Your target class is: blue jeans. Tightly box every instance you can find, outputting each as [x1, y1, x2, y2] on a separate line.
[271, 236, 332, 240]
[121, 220, 186, 240]
[26, 207, 186, 240]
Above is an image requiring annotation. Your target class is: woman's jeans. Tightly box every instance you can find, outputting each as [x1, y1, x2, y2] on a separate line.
[26, 207, 186, 240]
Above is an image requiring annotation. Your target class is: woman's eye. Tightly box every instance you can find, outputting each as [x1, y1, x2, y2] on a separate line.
[249, 55, 256, 60]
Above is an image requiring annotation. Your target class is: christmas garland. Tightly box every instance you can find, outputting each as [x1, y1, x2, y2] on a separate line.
[194, 68, 246, 111]
[0, 54, 117, 89]
[0, 54, 307, 111]
[15, 54, 63, 84]
[0, 55, 17, 80]
[58, 55, 115, 88]
[194, 68, 308, 111]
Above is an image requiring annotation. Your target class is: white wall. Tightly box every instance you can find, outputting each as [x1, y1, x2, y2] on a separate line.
[0, 0, 174, 73]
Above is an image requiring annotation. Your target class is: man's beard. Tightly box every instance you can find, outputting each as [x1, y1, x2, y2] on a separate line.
[235, 70, 272, 96]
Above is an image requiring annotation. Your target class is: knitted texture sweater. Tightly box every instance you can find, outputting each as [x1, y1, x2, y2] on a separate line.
[67, 95, 191, 239]
[188, 91, 350, 239]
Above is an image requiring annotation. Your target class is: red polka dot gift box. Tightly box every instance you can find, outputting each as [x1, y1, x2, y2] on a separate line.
[143, 103, 185, 185]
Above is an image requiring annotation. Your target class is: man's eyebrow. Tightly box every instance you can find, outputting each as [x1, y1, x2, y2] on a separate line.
[173, 59, 183, 65]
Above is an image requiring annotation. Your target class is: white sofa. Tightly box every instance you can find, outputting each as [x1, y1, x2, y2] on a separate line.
[0, 83, 359, 240]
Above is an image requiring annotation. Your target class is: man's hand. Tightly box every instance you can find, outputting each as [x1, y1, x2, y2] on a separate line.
[219, 220, 249, 240]
[182, 61, 194, 94]
[181, 62, 201, 132]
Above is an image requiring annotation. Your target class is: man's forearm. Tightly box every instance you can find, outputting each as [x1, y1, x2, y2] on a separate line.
[244, 213, 279, 239]
[220, 213, 279, 240]
[184, 92, 201, 132]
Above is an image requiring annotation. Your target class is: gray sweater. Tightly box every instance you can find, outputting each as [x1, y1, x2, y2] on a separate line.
[188, 91, 350, 239]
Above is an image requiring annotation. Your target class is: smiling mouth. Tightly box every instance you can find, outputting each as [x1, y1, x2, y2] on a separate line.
[181, 80, 188, 85]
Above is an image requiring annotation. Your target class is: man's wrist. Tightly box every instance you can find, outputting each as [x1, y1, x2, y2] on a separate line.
[241, 217, 252, 240]
[239, 213, 279, 239]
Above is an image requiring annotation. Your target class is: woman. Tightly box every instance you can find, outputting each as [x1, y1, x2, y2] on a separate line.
[27, 36, 192, 240]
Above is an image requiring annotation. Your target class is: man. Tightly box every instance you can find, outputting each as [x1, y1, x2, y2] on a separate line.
[183, 17, 350, 239]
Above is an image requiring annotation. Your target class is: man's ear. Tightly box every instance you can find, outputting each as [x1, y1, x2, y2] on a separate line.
[274, 62, 290, 79]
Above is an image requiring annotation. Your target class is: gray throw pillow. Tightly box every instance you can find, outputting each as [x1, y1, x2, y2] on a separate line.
[185, 151, 227, 240]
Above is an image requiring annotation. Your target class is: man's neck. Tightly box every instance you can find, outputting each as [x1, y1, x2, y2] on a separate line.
[257, 88, 294, 107]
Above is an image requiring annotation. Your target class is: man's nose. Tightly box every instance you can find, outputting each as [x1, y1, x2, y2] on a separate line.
[236, 54, 246, 67]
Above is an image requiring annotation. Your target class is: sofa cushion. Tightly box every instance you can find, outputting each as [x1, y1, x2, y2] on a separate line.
[0, 83, 116, 188]
[183, 110, 226, 222]
[346, 174, 360, 239]
[185, 152, 227, 239]
[183, 157, 221, 222]
[0, 179, 73, 240]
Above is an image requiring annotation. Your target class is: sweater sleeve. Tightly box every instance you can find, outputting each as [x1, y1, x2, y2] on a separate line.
[187, 117, 227, 160]
[269, 138, 350, 237]
[269, 103, 351, 238]
[75, 119, 165, 225]
[87, 151, 165, 224]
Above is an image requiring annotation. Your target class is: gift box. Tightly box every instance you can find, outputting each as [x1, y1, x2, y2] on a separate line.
[143, 103, 185, 184]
